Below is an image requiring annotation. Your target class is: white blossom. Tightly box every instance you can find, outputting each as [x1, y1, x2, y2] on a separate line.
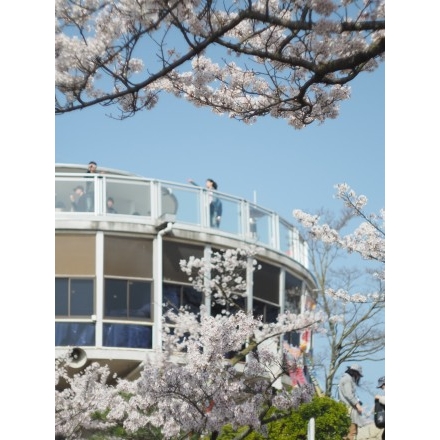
[56, 0, 384, 126]
[294, 183, 385, 303]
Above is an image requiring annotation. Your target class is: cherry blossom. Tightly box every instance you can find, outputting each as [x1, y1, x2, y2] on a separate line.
[55, 247, 325, 439]
[293, 183, 385, 302]
[56, 0, 385, 127]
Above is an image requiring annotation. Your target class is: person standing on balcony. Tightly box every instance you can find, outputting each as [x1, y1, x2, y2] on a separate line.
[70, 186, 88, 212]
[106, 197, 117, 214]
[87, 161, 98, 174]
[187, 178, 222, 228]
[87, 161, 105, 176]
[338, 364, 365, 440]
[85, 161, 102, 210]
[85, 160, 98, 193]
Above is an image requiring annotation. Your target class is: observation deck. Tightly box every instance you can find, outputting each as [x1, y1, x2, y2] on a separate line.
[55, 164, 309, 265]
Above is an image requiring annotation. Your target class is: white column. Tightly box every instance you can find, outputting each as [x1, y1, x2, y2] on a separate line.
[152, 223, 173, 350]
[95, 231, 104, 347]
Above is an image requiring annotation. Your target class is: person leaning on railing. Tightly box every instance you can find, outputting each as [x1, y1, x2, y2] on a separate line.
[187, 178, 222, 227]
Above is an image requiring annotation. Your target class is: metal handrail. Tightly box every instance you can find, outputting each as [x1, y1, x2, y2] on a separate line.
[55, 172, 309, 268]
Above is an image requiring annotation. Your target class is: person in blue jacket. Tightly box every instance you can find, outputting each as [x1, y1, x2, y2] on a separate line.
[188, 178, 222, 227]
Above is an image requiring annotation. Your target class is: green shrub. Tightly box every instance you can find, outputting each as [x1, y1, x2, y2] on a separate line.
[218, 396, 350, 440]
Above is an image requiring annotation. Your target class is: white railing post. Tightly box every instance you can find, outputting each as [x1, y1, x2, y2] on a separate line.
[307, 417, 315, 440]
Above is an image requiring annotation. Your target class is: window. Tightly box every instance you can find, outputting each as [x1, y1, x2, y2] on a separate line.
[253, 262, 280, 304]
[104, 236, 153, 278]
[163, 242, 204, 282]
[55, 278, 94, 317]
[284, 331, 300, 347]
[55, 234, 95, 275]
[103, 323, 152, 349]
[55, 277, 95, 346]
[103, 278, 153, 348]
[211, 294, 246, 316]
[56, 322, 95, 346]
[253, 299, 280, 323]
[285, 272, 303, 314]
[163, 283, 203, 315]
[104, 279, 152, 319]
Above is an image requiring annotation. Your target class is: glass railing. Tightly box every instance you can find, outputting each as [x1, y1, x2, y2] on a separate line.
[55, 173, 309, 268]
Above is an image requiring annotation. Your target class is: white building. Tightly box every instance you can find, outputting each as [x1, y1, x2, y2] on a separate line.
[55, 164, 316, 381]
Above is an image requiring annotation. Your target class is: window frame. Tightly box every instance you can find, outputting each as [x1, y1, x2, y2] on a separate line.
[104, 277, 153, 321]
[55, 277, 95, 318]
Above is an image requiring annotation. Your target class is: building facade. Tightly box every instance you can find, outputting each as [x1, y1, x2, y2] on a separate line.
[55, 164, 317, 381]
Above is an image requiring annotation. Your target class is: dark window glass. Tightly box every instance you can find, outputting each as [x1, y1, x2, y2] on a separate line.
[211, 294, 246, 316]
[103, 323, 152, 348]
[70, 279, 94, 315]
[284, 331, 300, 347]
[129, 281, 151, 318]
[55, 322, 95, 346]
[105, 279, 152, 319]
[253, 300, 279, 323]
[163, 283, 203, 322]
[253, 300, 265, 320]
[234, 296, 246, 310]
[55, 278, 69, 315]
[285, 272, 303, 314]
[55, 278, 94, 317]
[253, 262, 280, 303]
[210, 301, 221, 317]
[182, 286, 203, 314]
[163, 242, 203, 282]
[163, 284, 181, 313]
[266, 304, 280, 323]
[105, 279, 127, 317]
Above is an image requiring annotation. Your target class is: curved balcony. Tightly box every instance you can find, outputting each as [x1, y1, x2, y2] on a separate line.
[55, 164, 309, 268]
